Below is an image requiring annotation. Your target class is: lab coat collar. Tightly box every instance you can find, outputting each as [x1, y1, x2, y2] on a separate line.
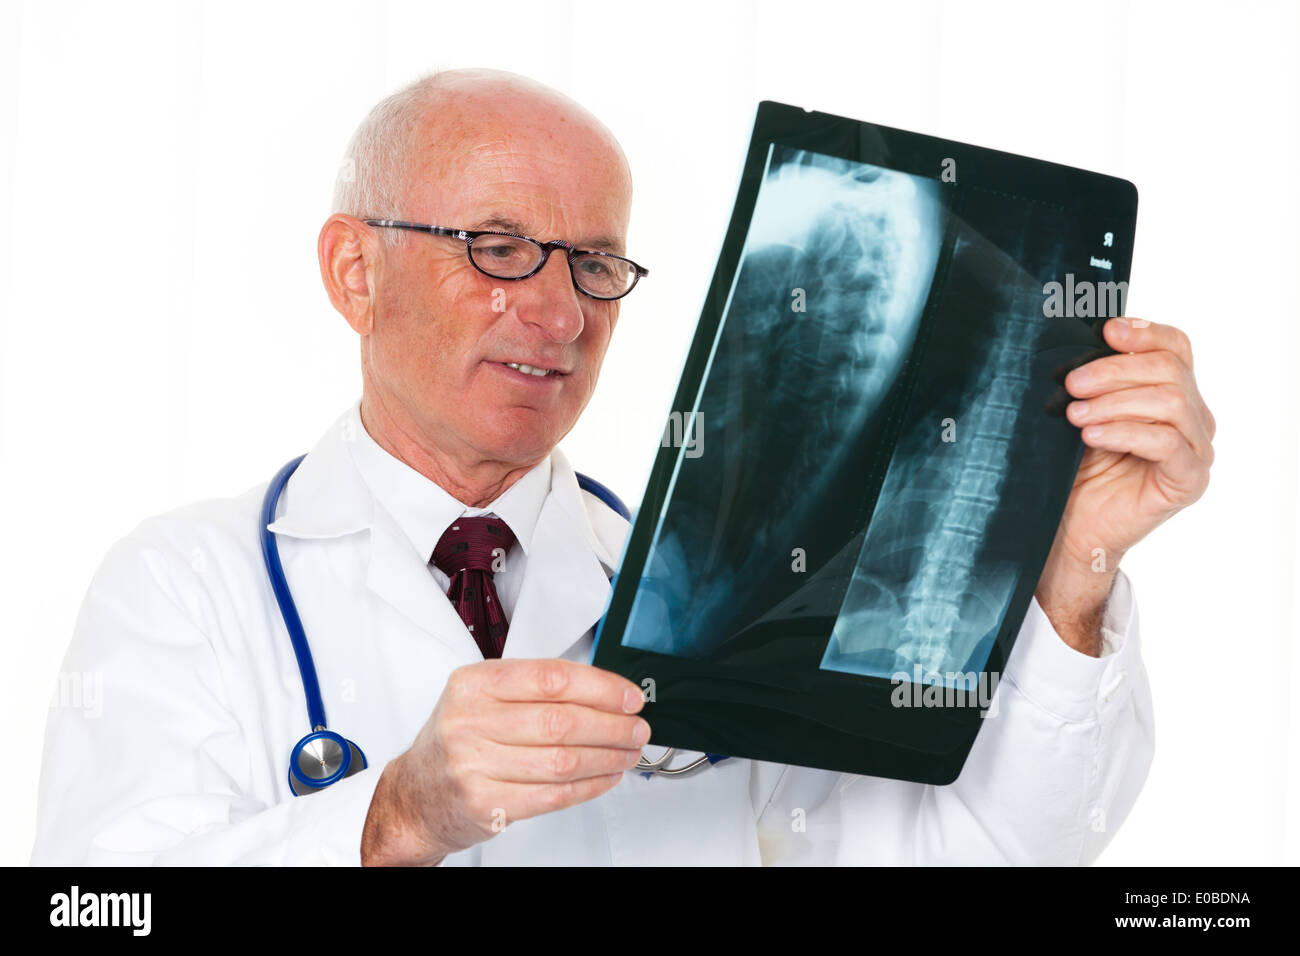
[264, 408, 374, 538]
[266, 403, 621, 663]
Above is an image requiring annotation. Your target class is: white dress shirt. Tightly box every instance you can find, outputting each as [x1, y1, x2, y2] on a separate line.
[348, 414, 552, 622]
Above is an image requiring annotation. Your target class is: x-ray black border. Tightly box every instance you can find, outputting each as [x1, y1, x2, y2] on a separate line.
[592, 101, 1138, 785]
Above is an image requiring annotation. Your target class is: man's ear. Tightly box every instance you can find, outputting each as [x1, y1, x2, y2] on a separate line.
[318, 214, 379, 335]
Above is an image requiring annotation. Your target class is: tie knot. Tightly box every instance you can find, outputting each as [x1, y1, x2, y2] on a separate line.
[431, 516, 516, 576]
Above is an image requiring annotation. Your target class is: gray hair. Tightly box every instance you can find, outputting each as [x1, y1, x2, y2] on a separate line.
[332, 70, 449, 247]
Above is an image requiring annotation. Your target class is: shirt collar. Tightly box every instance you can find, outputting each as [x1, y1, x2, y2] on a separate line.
[344, 401, 551, 563]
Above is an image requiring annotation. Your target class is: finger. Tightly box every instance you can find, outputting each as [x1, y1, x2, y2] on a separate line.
[468, 658, 645, 714]
[474, 740, 644, 784]
[1079, 420, 1199, 469]
[1065, 349, 1191, 400]
[475, 701, 652, 749]
[1101, 317, 1194, 369]
[1050, 347, 1111, 387]
[1067, 384, 1213, 461]
[1067, 350, 1215, 445]
[489, 773, 627, 825]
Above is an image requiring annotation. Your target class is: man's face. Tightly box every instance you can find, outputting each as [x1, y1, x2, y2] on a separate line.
[365, 96, 634, 470]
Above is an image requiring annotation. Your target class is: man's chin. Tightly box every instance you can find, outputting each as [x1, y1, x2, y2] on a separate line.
[468, 399, 579, 463]
[474, 424, 562, 469]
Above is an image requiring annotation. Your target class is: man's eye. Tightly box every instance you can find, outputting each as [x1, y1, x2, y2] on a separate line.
[579, 258, 613, 276]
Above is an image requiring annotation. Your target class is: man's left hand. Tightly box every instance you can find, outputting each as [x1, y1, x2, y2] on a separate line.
[1036, 317, 1215, 656]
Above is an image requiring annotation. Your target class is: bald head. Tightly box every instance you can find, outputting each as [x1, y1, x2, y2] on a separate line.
[334, 68, 632, 245]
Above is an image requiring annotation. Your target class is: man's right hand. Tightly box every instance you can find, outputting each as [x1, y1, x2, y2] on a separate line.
[360, 658, 649, 866]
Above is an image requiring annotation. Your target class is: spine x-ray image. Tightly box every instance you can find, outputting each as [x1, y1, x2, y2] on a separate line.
[619, 143, 1103, 685]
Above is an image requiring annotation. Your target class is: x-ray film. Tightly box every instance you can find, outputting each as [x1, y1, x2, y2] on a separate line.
[591, 102, 1137, 784]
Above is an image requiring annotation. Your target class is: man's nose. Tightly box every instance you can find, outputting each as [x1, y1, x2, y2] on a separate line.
[514, 247, 585, 343]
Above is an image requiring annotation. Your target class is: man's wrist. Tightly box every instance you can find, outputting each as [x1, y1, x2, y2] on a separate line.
[1035, 564, 1118, 658]
[361, 756, 447, 867]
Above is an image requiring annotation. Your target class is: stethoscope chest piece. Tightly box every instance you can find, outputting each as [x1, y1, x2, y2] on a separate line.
[288, 729, 368, 796]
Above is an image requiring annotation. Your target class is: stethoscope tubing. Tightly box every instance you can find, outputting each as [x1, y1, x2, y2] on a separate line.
[259, 454, 329, 731]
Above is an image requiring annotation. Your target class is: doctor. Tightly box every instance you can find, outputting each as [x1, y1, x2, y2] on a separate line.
[32, 68, 1214, 866]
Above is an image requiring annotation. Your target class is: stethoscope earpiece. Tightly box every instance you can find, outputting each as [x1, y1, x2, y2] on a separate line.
[287, 729, 368, 796]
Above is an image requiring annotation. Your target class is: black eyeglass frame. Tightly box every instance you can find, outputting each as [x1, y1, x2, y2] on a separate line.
[363, 219, 649, 301]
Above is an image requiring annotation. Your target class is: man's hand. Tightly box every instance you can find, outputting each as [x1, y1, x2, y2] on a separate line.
[1037, 317, 1215, 655]
[360, 658, 648, 866]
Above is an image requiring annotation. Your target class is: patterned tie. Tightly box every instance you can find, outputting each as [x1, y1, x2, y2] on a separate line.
[430, 515, 517, 659]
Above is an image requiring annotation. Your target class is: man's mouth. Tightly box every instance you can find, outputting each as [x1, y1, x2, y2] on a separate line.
[495, 360, 566, 378]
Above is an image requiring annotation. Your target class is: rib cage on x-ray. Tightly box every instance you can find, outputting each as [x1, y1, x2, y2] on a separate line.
[620, 146, 945, 659]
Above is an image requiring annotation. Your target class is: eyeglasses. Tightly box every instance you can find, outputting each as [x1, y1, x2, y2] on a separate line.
[364, 219, 649, 301]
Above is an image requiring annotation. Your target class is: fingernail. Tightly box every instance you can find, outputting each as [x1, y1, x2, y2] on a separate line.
[623, 688, 641, 713]
[1070, 401, 1090, 419]
[632, 719, 651, 746]
[1083, 425, 1105, 440]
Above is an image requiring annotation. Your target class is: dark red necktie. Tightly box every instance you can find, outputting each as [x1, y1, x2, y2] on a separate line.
[430, 516, 517, 659]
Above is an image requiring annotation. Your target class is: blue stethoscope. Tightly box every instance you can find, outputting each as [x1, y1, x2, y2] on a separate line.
[261, 454, 727, 796]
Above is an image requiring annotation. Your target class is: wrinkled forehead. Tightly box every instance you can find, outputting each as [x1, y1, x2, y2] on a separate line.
[403, 103, 633, 251]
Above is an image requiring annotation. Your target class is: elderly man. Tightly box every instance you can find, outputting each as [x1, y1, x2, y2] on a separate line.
[31, 68, 1213, 866]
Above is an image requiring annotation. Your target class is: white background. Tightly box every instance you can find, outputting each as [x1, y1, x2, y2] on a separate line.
[1, 0, 1296, 866]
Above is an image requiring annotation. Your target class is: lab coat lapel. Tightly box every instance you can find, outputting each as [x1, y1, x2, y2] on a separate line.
[501, 452, 618, 662]
[364, 505, 484, 663]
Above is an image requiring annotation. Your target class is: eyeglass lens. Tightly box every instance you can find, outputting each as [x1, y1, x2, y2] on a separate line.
[470, 234, 636, 299]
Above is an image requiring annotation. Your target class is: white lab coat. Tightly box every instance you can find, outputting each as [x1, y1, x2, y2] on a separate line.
[30, 404, 1154, 866]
